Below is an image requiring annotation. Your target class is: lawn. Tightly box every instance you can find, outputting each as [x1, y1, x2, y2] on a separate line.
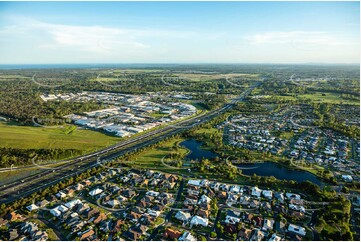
[182, 101, 208, 111]
[0, 122, 121, 151]
[129, 137, 188, 169]
[272, 95, 297, 101]
[0, 74, 31, 80]
[298, 92, 359, 105]
[148, 112, 169, 118]
[194, 127, 219, 135]
[277, 131, 294, 140]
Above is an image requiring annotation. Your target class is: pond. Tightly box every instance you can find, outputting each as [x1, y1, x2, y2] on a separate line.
[180, 139, 218, 160]
[238, 162, 322, 185]
[180, 139, 322, 185]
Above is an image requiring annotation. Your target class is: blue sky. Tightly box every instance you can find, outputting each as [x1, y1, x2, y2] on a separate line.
[0, 1, 359, 64]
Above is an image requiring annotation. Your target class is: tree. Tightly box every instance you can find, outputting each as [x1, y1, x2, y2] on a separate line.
[341, 186, 349, 193]
[210, 198, 219, 216]
[210, 232, 217, 238]
[232, 233, 237, 240]
[342, 231, 353, 241]
[199, 235, 207, 241]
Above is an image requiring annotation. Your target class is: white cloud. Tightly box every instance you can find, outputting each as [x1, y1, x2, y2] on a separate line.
[29, 21, 150, 53]
[244, 31, 356, 46]
[0, 17, 358, 64]
[0, 17, 197, 56]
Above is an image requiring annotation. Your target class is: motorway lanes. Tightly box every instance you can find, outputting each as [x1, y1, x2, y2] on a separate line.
[0, 83, 260, 204]
[0, 104, 230, 203]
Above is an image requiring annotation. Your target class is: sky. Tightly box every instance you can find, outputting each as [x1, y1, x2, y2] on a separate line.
[0, 1, 359, 64]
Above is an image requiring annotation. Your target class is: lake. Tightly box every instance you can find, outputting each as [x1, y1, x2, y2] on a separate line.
[180, 139, 218, 160]
[239, 162, 322, 185]
[180, 139, 322, 185]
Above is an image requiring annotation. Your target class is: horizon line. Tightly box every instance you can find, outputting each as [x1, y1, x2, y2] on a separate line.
[0, 62, 359, 66]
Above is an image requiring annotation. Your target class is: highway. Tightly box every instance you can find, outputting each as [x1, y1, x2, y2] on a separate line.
[0, 82, 259, 204]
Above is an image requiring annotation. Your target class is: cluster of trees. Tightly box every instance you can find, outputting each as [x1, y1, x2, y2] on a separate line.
[0, 147, 82, 168]
[344, 181, 360, 190]
[315, 195, 353, 241]
[312, 103, 360, 138]
[248, 176, 327, 200]
[0, 90, 103, 125]
[193, 93, 226, 110]
[259, 81, 308, 96]
[340, 93, 360, 101]
[234, 102, 268, 114]
[192, 157, 240, 181]
[185, 127, 223, 151]
[252, 96, 296, 105]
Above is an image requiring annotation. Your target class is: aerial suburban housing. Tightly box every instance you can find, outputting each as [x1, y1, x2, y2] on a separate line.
[0, 1, 359, 242]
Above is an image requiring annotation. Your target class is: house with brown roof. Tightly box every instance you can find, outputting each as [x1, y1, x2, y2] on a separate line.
[140, 179, 149, 186]
[112, 219, 125, 233]
[82, 180, 92, 186]
[250, 229, 266, 241]
[141, 195, 154, 203]
[253, 216, 263, 228]
[184, 197, 197, 206]
[122, 230, 142, 241]
[217, 191, 227, 199]
[225, 224, 237, 234]
[289, 210, 305, 219]
[163, 228, 182, 240]
[138, 200, 152, 208]
[132, 224, 148, 234]
[183, 204, 195, 213]
[273, 204, 287, 214]
[158, 180, 174, 189]
[5, 212, 24, 222]
[65, 188, 75, 196]
[0, 218, 9, 227]
[250, 200, 260, 209]
[238, 228, 252, 240]
[160, 197, 171, 206]
[244, 213, 254, 223]
[152, 204, 165, 212]
[139, 214, 155, 226]
[36, 199, 49, 208]
[93, 213, 106, 224]
[163, 174, 178, 183]
[127, 211, 142, 221]
[104, 195, 111, 202]
[122, 189, 136, 198]
[132, 206, 146, 214]
[85, 208, 99, 219]
[197, 208, 210, 218]
[73, 183, 84, 191]
[199, 203, 211, 210]
[80, 229, 94, 241]
[206, 189, 215, 198]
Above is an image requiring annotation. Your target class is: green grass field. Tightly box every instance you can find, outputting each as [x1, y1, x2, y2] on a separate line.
[148, 112, 169, 118]
[194, 127, 219, 135]
[127, 137, 189, 171]
[298, 92, 359, 105]
[0, 122, 121, 151]
[277, 131, 294, 140]
[0, 74, 31, 80]
[272, 95, 297, 101]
